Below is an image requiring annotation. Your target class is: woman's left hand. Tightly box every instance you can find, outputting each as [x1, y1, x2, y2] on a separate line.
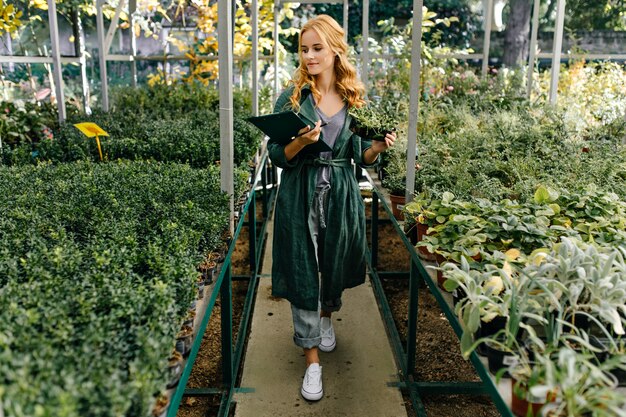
[370, 130, 396, 154]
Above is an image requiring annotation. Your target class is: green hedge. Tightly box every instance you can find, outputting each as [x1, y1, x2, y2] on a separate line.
[0, 85, 263, 168]
[0, 161, 241, 417]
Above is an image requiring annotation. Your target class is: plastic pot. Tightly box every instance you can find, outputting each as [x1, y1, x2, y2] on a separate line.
[196, 276, 205, 299]
[176, 326, 194, 357]
[484, 342, 518, 377]
[166, 351, 183, 388]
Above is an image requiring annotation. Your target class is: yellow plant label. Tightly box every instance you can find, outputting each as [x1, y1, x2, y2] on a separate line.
[74, 122, 109, 138]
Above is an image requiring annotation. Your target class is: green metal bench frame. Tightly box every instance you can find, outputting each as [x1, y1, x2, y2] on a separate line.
[167, 150, 278, 417]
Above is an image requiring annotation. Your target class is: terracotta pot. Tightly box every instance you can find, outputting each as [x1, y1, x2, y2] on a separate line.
[511, 379, 556, 417]
[436, 268, 448, 291]
[416, 223, 437, 261]
[435, 253, 447, 265]
[389, 194, 405, 220]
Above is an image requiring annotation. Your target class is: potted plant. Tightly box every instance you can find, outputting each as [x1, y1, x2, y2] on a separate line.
[176, 325, 194, 357]
[511, 346, 625, 417]
[152, 393, 170, 417]
[404, 196, 445, 261]
[196, 275, 205, 299]
[523, 237, 626, 338]
[441, 249, 552, 371]
[379, 135, 407, 219]
[167, 350, 184, 388]
[348, 104, 398, 141]
[508, 345, 558, 417]
[182, 309, 196, 329]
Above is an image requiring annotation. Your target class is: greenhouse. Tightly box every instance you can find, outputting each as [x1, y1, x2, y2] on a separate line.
[1, 0, 626, 416]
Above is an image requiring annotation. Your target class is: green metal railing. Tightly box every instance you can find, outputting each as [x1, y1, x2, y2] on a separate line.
[167, 150, 278, 417]
[366, 184, 514, 417]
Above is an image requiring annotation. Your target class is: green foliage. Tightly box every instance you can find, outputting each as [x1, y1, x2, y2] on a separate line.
[0, 83, 258, 416]
[380, 134, 408, 196]
[423, 0, 479, 48]
[0, 100, 60, 146]
[564, 0, 626, 30]
[310, 0, 478, 47]
[424, 67, 529, 111]
[0, 161, 233, 417]
[1, 85, 263, 168]
[348, 103, 398, 141]
[110, 82, 253, 119]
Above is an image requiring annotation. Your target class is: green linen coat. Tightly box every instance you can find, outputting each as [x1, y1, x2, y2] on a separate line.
[268, 85, 377, 311]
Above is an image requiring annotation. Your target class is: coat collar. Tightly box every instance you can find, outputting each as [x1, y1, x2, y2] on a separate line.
[296, 85, 354, 153]
[297, 85, 318, 126]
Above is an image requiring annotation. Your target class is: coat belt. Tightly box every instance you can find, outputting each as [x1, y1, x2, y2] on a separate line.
[303, 158, 351, 167]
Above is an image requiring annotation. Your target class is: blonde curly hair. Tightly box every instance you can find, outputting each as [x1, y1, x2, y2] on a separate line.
[288, 15, 366, 111]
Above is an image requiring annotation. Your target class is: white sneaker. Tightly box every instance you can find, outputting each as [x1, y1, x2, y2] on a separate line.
[301, 363, 323, 401]
[319, 317, 336, 352]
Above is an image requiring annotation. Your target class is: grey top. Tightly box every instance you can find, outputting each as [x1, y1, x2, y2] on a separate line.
[309, 95, 347, 187]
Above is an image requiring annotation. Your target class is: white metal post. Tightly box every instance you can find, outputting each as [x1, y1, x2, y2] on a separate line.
[73, 8, 91, 115]
[219, 0, 235, 234]
[482, 0, 493, 76]
[343, 0, 349, 42]
[362, 0, 369, 93]
[549, 0, 566, 105]
[252, 0, 259, 116]
[406, 0, 423, 203]
[47, 0, 66, 122]
[526, 0, 540, 98]
[273, 0, 280, 102]
[6, 34, 14, 72]
[96, 0, 109, 111]
[129, 0, 138, 87]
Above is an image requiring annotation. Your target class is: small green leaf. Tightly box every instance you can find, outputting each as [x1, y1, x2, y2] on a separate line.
[468, 306, 480, 333]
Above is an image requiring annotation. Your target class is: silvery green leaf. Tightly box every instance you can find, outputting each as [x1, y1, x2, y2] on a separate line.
[529, 385, 552, 400]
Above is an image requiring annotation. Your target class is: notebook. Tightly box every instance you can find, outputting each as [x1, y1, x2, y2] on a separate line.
[247, 111, 333, 154]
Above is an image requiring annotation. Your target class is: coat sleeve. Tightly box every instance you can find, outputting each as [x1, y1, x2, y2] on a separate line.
[268, 87, 300, 169]
[352, 135, 379, 168]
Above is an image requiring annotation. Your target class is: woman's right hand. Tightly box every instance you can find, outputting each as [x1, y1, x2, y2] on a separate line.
[294, 120, 322, 146]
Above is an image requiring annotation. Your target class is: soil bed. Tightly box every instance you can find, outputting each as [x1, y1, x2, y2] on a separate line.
[177, 214, 257, 417]
[368, 202, 499, 417]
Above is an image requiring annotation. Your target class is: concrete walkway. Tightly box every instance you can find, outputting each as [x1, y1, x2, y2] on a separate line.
[234, 215, 407, 417]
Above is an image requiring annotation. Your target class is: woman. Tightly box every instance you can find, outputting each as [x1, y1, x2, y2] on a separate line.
[268, 14, 396, 401]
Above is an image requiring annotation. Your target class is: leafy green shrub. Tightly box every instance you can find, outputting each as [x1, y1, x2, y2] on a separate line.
[0, 160, 242, 417]
[110, 82, 252, 119]
[2, 110, 261, 168]
[0, 100, 61, 146]
[413, 101, 626, 203]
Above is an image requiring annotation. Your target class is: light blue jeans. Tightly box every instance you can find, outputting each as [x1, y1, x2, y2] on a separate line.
[291, 186, 342, 349]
